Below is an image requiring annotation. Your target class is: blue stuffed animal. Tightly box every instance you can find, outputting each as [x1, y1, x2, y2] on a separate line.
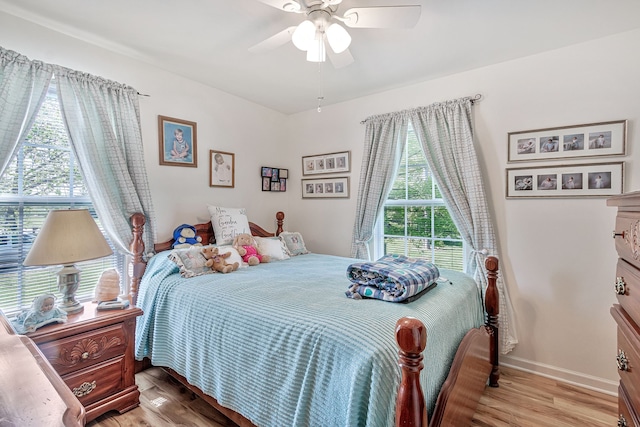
[172, 224, 203, 249]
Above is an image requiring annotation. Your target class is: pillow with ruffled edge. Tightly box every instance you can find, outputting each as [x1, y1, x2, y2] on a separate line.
[168, 245, 215, 278]
[278, 231, 309, 256]
[255, 237, 290, 261]
[207, 205, 251, 245]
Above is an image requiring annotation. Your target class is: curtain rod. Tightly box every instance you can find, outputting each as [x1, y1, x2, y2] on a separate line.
[137, 92, 150, 97]
[360, 93, 482, 124]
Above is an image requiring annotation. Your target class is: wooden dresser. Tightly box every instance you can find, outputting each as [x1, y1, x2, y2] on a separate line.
[608, 191, 640, 427]
[26, 301, 143, 423]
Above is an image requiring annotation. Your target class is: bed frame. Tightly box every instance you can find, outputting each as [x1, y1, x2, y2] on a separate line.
[128, 211, 499, 427]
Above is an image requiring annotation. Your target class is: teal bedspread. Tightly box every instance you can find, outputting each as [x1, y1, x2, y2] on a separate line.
[134, 253, 484, 427]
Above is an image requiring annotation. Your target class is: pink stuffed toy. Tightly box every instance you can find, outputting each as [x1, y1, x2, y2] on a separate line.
[233, 233, 270, 266]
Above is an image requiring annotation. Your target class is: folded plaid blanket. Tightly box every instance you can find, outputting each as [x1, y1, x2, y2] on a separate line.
[345, 254, 440, 302]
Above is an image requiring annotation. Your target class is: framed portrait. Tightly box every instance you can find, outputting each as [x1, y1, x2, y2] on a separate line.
[302, 151, 350, 176]
[261, 166, 287, 192]
[507, 120, 626, 162]
[302, 177, 350, 199]
[506, 162, 623, 198]
[209, 150, 234, 188]
[158, 115, 197, 167]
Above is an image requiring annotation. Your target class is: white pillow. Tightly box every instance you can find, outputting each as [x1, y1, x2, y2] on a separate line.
[215, 245, 247, 268]
[207, 205, 251, 245]
[168, 245, 215, 278]
[255, 236, 290, 261]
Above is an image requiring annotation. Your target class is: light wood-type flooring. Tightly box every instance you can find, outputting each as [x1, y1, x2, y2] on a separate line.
[88, 366, 618, 427]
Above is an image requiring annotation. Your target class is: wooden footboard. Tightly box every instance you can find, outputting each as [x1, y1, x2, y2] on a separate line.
[128, 213, 499, 427]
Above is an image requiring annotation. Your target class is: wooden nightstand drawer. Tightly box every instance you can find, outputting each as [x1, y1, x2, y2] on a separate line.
[37, 323, 127, 376]
[619, 383, 640, 427]
[613, 305, 640, 412]
[64, 356, 125, 406]
[614, 211, 640, 270]
[616, 259, 640, 328]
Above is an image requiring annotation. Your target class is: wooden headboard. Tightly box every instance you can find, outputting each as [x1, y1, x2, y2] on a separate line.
[128, 211, 285, 304]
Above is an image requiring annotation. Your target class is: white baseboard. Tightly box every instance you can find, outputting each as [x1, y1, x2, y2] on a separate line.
[501, 355, 618, 396]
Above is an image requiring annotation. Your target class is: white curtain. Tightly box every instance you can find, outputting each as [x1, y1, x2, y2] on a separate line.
[351, 113, 408, 259]
[409, 97, 518, 354]
[0, 47, 52, 176]
[54, 66, 156, 255]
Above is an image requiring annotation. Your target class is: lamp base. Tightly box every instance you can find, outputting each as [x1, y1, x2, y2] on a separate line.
[57, 264, 85, 315]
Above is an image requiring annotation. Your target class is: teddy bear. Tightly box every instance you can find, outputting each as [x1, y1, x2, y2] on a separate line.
[233, 233, 270, 266]
[201, 246, 239, 274]
[172, 224, 203, 249]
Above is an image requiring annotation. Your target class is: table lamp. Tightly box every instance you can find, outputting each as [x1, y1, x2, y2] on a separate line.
[23, 209, 114, 314]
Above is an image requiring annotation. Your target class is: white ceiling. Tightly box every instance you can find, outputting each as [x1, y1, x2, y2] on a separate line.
[1, 0, 639, 115]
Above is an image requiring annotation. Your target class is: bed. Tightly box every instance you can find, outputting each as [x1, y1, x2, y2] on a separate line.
[128, 211, 499, 427]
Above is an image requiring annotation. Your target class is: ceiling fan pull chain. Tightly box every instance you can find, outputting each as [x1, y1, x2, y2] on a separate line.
[317, 62, 324, 112]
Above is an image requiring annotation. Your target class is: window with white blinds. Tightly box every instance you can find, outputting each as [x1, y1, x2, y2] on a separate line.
[374, 125, 465, 271]
[0, 81, 123, 315]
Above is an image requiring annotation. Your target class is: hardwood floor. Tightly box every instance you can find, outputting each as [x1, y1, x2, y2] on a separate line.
[88, 366, 618, 427]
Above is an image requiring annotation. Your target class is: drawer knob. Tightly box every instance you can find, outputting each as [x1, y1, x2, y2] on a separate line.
[612, 231, 626, 239]
[73, 380, 96, 398]
[618, 414, 627, 427]
[617, 349, 629, 371]
[615, 277, 627, 295]
[81, 351, 89, 360]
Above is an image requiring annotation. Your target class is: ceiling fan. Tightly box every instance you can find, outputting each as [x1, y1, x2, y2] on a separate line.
[249, 0, 422, 68]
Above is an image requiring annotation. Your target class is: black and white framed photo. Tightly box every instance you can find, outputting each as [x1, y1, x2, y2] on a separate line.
[209, 150, 234, 188]
[302, 177, 349, 199]
[507, 120, 626, 162]
[506, 162, 623, 198]
[302, 151, 350, 176]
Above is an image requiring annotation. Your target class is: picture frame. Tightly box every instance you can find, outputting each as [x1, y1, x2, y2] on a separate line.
[507, 120, 626, 162]
[158, 115, 197, 167]
[261, 167, 287, 192]
[302, 177, 350, 199]
[506, 162, 623, 198]
[302, 151, 350, 176]
[209, 150, 234, 188]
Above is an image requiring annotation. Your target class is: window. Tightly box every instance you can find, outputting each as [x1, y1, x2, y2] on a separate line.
[0, 81, 122, 315]
[374, 125, 465, 271]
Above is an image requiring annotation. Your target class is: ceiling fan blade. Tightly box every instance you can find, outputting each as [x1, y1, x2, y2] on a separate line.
[249, 26, 297, 53]
[327, 47, 354, 69]
[254, 0, 303, 12]
[341, 6, 421, 29]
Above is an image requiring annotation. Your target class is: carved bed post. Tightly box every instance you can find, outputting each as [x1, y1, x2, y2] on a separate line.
[129, 213, 146, 306]
[484, 256, 500, 387]
[275, 211, 284, 236]
[395, 317, 428, 427]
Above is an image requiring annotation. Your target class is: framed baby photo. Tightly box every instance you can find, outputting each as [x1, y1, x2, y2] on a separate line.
[158, 115, 198, 167]
[507, 120, 626, 162]
[301, 177, 350, 199]
[302, 151, 350, 176]
[210, 150, 235, 188]
[505, 161, 623, 198]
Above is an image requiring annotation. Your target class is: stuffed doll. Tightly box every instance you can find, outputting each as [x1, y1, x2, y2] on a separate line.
[12, 293, 67, 334]
[233, 233, 270, 266]
[201, 246, 239, 273]
[172, 224, 203, 249]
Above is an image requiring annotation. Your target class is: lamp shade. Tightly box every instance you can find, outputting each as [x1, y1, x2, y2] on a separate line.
[306, 33, 326, 62]
[292, 20, 316, 51]
[23, 209, 113, 267]
[326, 23, 351, 54]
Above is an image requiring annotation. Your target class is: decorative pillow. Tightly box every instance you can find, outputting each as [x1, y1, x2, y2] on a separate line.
[168, 245, 215, 278]
[279, 231, 309, 256]
[255, 237, 290, 261]
[214, 245, 247, 268]
[207, 205, 251, 245]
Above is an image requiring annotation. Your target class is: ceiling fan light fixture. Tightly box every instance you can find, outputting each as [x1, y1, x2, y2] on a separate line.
[306, 37, 326, 62]
[292, 20, 316, 51]
[326, 22, 351, 53]
[282, 1, 301, 12]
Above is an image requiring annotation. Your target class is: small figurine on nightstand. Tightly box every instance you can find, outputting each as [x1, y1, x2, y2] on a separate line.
[12, 293, 67, 334]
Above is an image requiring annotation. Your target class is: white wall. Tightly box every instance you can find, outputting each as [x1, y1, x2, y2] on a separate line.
[3, 9, 639, 394]
[285, 29, 640, 393]
[0, 12, 291, 243]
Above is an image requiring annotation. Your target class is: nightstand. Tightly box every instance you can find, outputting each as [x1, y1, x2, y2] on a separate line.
[27, 301, 143, 422]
